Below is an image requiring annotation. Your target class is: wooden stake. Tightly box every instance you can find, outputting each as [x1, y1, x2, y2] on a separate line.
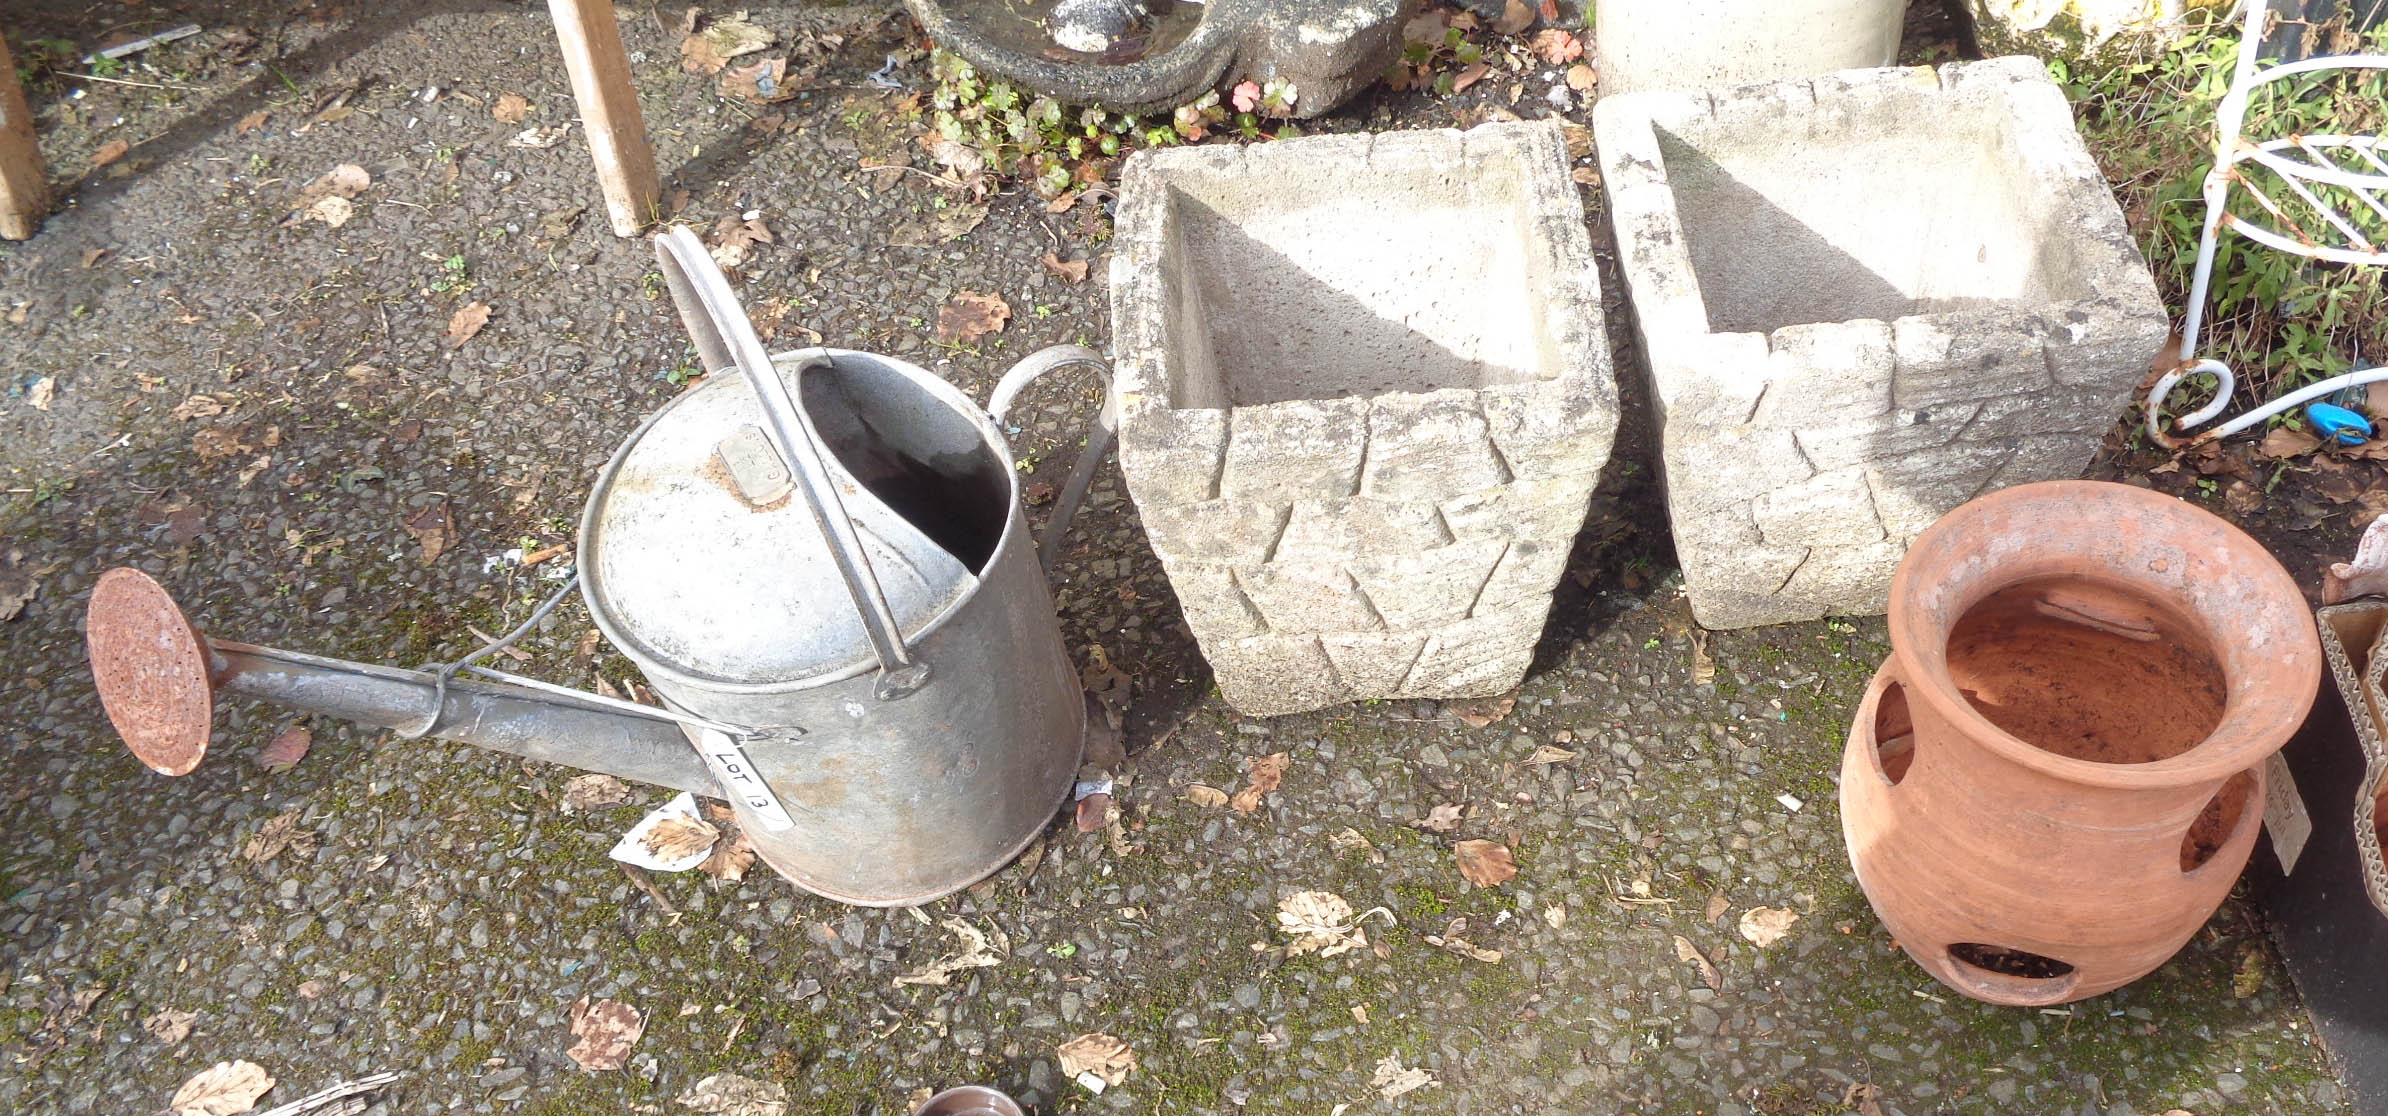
[0, 34, 50, 241]
[546, 0, 660, 237]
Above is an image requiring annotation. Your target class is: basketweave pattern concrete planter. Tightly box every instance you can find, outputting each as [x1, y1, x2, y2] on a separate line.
[1109, 122, 1618, 716]
[1594, 57, 2171, 630]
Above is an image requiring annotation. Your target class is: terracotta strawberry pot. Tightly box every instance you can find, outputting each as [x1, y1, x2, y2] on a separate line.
[1840, 480, 2321, 1005]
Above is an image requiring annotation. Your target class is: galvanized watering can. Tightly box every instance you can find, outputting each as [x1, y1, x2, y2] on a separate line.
[85, 226, 1115, 906]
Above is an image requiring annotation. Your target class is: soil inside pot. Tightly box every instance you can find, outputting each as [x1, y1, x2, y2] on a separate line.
[1944, 577, 2227, 764]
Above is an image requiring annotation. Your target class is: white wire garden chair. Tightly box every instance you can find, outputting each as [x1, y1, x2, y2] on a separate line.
[2146, 1, 2388, 447]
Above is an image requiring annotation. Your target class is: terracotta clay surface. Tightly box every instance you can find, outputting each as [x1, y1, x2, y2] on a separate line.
[1839, 480, 2320, 1005]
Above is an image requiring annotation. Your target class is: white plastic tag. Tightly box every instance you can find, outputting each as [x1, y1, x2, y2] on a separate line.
[697, 729, 796, 832]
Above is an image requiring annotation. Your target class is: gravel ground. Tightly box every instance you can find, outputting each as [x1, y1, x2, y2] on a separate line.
[0, 2, 2351, 1114]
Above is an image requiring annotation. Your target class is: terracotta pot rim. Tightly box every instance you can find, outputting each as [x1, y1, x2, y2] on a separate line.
[1886, 480, 2321, 790]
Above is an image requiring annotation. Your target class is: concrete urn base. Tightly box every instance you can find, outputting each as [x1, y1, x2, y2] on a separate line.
[1109, 122, 1617, 716]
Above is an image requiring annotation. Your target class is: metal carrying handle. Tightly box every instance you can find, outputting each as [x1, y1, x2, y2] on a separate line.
[988, 345, 1117, 578]
[652, 226, 930, 701]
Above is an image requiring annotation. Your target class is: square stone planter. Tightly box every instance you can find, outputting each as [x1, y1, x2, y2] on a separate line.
[1109, 121, 1618, 716]
[1595, 57, 2170, 630]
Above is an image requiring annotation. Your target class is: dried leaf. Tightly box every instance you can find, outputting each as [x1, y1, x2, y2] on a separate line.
[1370, 1053, 1439, 1100]
[1565, 63, 1598, 91]
[1454, 839, 1517, 888]
[172, 395, 226, 421]
[1523, 744, 1577, 765]
[641, 814, 721, 862]
[493, 93, 531, 124]
[561, 774, 632, 813]
[699, 830, 757, 882]
[507, 125, 572, 149]
[1690, 631, 1716, 686]
[1446, 691, 1516, 727]
[935, 291, 1010, 345]
[2232, 946, 2265, 998]
[90, 140, 130, 168]
[402, 502, 454, 565]
[1450, 62, 1492, 94]
[1495, 0, 1535, 33]
[1527, 28, 1583, 64]
[1844, 1082, 1886, 1116]
[1276, 890, 1385, 958]
[1041, 251, 1089, 285]
[2258, 426, 2323, 459]
[566, 997, 645, 1071]
[1055, 1033, 1136, 1091]
[1737, 906, 1798, 948]
[1229, 752, 1290, 814]
[171, 1060, 275, 1116]
[443, 301, 492, 348]
[242, 811, 315, 864]
[192, 427, 251, 461]
[1418, 803, 1464, 833]
[719, 57, 802, 104]
[291, 164, 370, 211]
[1672, 935, 1723, 990]
[255, 722, 312, 771]
[681, 13, 775, 74]
[1182, 784, 1229, 808]
[894, 918, 1007, 987]
[708, 216, 774, 267]
[143, 1008, 197, 1044]
[27, 376, 54, 411]
[678, 1073, 788, 1116]
[235, 110, 270, 133]
[0, 566, 36, 622]
[1078, 644, 1130, 733]
[1704, 891, 1730, 925]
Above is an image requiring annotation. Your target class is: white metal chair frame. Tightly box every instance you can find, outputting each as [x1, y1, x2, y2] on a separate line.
[2147, 1, 2388, 447]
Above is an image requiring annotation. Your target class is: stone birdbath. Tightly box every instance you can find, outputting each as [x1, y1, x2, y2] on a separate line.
[902, 0, 1411, 116]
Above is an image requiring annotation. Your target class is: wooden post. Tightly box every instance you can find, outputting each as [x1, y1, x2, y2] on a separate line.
[0, 33, 50, 241]
[546, 0, 660, 237]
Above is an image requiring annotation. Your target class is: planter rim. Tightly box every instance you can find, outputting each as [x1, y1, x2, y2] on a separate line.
[1886, 480, 2321, 791]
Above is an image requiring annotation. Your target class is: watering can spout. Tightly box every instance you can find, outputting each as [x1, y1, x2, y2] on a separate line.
[85, 567, 718, 794]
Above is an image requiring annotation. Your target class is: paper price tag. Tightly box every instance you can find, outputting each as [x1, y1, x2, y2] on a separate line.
[698, 729, 796, 832]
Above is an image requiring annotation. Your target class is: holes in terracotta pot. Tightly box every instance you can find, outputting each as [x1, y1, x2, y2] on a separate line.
[1873, 680, 1915, 786]
[1946, 942, 2076, 981]
[2181, 768, 2261, 873]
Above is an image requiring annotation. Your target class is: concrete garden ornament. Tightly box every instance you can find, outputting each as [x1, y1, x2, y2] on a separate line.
[1107, 121, 1618, 715]
[1840, 481, 2320, 1005]
[84, 227, 1117, 907]
[1596, 57, 2170, 630]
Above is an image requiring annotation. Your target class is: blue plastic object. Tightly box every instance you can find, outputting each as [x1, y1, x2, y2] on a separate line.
[2306, 402, 2373, 446]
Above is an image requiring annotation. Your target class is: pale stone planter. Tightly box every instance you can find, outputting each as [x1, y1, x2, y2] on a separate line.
[1596, 0, 1904, 98]
[1109, 121, 1618, 716]
[1594, 58, 2170, 630]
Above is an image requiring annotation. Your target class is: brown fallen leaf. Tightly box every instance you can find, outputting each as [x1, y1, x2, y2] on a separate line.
[1074, 792, 1113, 832]
[442, 301, 492, 348]
[493, 93, 531, 124]
[1673, 935, 1723, 990]
[1371, 1053, 1440, 1100]
[1523, 744, 1577, 765]
[403, 502, 454, 565]
[27, 375, 54, 411]
[1495, 0, 1535, 33]
[1843, 1082, 1886, 1116]
[1229, 751, 1290, 814]
[1079, 644, 1130, 733]
[1424, 915, 1503, 962]
[1418, 802, 1464, 833]
[1055, 1032, 1136, 1090]
[2258, 426, 2323, 459]
[0, 560, 38, 623]
[678, 1073, 789, 1116]
[560, 773, 632, 813]
[1183, 784, 1230, 808]
[1704, 891, 1730, 925]
[1565, 63, 1598, 92]
[1454, 839, 1518, 887]
[1528, 28, 1583, 64]
[566, 997, 645, 1071]
[255, 721, 312, 771]
[172, 394, 226, 421]
[708, 216, 775, 267]
[1041, 251, 1089, 285]
[171, 1059, 275, 1116]
[143, 1008, 197, 1044]
[192, 427, 252, 462]
[1446, 691, 1516, 727]
[1276, 890, 1385, 957]
[719, 57, 805, 104]
[893, 918, 1007, 986]
[641, 814, 720, 862]
[90, 140, 130, 169]
[242, 810, 315, 864]
[697, 803, 758, 882]
[286, 164, 371, 228]
[935, 291, 1010, 345]
[235, 110, 270, 134]
[1451, 62, 1493, 93]
[680, 12, 774, 74]
[1737, 906, 1799, 948]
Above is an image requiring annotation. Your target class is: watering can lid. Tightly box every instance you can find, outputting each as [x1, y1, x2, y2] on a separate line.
[577, 349, 976, 688]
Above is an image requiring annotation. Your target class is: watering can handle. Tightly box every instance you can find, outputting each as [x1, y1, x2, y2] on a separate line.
[651, 225, 930, 701]
[989, 345, 1116, 579]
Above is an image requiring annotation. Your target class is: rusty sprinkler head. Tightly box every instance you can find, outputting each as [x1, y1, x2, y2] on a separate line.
[85, 567, 216, 776]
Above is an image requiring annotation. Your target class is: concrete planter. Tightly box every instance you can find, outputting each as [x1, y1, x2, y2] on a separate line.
[1109, 122, 1617, 716]
[1594, 58, 2170, 630]
[1596, 0, 1904, 98]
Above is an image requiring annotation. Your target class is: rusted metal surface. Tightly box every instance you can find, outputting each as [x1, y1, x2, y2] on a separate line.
[85, 568, 214, 776]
